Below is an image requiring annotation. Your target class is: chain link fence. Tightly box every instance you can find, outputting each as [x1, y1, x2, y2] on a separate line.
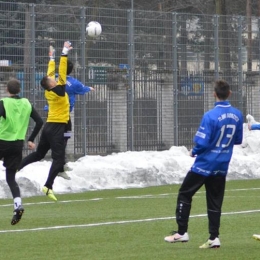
[0, 2, 258, 157]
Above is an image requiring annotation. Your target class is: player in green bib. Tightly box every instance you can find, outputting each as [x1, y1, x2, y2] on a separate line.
[0, 79, 43, 225]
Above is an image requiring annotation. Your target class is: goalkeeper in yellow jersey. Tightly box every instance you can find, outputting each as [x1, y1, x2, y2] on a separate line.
[18, 41, 72, 201]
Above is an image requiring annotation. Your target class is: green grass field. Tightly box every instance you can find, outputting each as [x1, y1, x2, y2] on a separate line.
[1, 179, 260, 260]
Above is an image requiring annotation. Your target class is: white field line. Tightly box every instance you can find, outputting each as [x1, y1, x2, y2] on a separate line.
[116, 187, 260, 199]
[0, 187, 260, 207]
[0, 209, 260, 233]
[0, 198, 104, 207]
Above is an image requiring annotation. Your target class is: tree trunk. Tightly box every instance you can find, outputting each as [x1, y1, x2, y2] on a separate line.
[215, 0, 231, 71]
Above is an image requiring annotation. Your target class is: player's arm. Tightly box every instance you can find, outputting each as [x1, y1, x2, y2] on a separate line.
[72, 79, 94, 94]
[250, 124, 260, 131]
[190, 143, 208, 157]
[191, 116, 211, 156]
[190, 115, 213, 157]
[27, 106, 44, 150]
[47, 45, 55, 79]
[57, 41, 72, 86]
[0, 100, 5, 118]
[57, 56, 67, 86]
[234, 113, 243, 145]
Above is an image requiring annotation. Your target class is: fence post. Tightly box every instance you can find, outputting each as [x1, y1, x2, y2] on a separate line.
[172, 12, 178, 146]
[245, 17, 260, 118]
[214, 15, 219, 79]
[30, 4, 36, 105]
[80, 7, 87, 155]
[127, 9, 135, 151]
[259, 17, 260, 74]
[238, 16, 243, 111]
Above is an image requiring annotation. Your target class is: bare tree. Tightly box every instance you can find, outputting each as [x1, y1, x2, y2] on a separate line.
[215, 0, 231, 71]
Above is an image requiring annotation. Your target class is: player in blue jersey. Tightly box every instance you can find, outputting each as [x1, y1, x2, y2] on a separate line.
[65, 59, 95, 113]
[44, 59, 94, 180]
[164, 80, 243, 248]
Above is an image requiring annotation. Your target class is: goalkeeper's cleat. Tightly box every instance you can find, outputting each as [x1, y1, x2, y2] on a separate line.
[253, 234, 260, 241]
[42, 186, 57, 201]
[164, 231, 189, 243]
[199, 238, 220, 249]
[11, 206, 24, 225]
[57, 171, 71, 180]
[49, 45, 55, 59]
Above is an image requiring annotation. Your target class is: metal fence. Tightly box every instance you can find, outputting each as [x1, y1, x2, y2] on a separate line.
[0, 2, 259, 157]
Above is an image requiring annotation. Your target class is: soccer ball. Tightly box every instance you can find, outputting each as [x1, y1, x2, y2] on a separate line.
[86, 21, 102, 37]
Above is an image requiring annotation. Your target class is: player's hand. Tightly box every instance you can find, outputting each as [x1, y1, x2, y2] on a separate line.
[62, 41, 73, 55]
[49, 45, 55, 60]
[248, 124, 252, 131]
[64, 41, 72, 49]
[89, 87, 95, 91]
[28, 141, 36, 150]
[189, 149, 195, 157]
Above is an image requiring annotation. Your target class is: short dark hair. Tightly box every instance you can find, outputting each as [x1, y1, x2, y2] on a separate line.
[40, 76, 51, 90]
[214, 80, 230, 100]
[7, 79, 20, 94]
[67, 59, 73, 75]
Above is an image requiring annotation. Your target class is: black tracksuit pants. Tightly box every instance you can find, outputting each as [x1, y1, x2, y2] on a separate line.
[0, 140, 23, 198]
[19, 122, 66, 189]
[176, 171, 226, 239]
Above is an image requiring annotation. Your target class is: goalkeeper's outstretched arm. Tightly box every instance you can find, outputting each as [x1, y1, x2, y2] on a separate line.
[57, 41, 73, 86]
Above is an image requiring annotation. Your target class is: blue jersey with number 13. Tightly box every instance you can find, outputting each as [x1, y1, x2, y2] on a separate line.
[191, 101, 243, 176]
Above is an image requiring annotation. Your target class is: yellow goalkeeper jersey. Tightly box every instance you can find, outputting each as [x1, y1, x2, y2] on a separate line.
[45, 56, 69, 123]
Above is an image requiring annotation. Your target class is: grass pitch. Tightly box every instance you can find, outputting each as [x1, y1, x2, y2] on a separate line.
[1, 179, 260, 260]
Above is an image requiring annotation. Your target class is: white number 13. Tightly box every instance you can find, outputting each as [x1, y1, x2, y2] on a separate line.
[216, 124, 236, 148]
